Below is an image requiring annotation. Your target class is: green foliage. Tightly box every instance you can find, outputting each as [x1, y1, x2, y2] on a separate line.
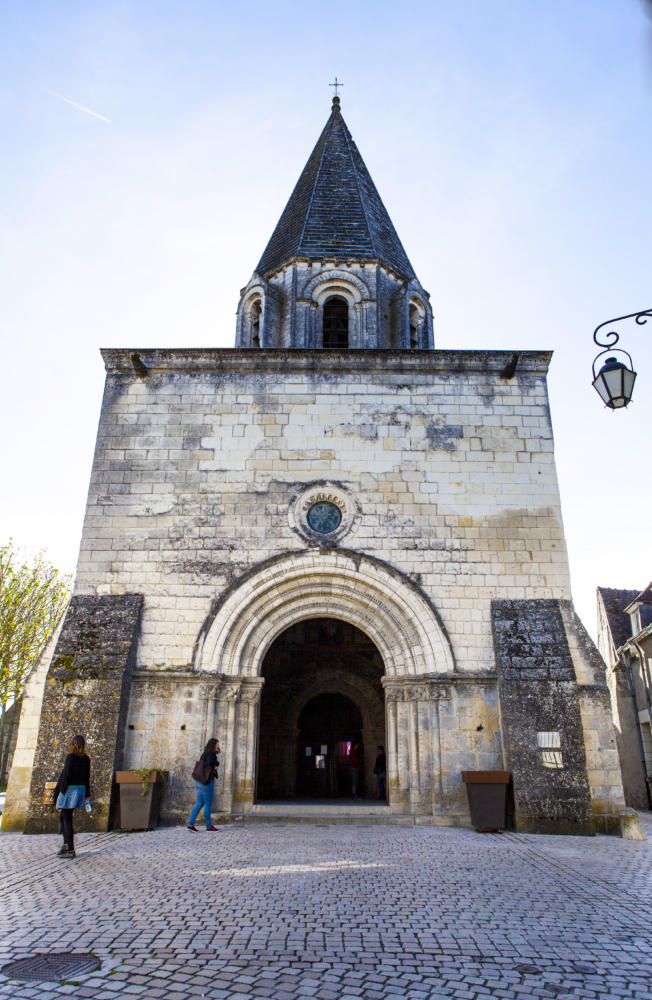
[130, 768, 168, 795]
[0, 539, 72, 716]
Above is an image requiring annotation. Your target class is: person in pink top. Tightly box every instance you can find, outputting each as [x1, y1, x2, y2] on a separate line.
[349, 742, 361, 799]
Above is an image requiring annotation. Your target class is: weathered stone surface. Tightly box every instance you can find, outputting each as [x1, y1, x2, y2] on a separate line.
[24, 594, 142, 834]
[492, 599, 594, 834]
[619, 806, 646, 840]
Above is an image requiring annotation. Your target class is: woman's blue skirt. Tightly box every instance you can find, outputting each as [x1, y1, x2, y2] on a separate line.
[56, 785, 85, 809]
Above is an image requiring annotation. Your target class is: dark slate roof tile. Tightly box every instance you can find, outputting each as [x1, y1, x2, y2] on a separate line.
[597, 586, 639, 648]
[256, 99, 415, 279]
[624, 583, 652, 610]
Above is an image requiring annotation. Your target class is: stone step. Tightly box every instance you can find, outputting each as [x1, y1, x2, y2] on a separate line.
[223, 812, 417, 826]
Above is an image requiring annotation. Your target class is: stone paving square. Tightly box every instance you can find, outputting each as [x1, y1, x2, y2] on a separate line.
[0, 817, 651, 999]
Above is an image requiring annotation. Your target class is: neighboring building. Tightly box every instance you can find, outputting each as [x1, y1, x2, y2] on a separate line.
[6, 97, 631, 837]
[598, 583, 652, 810]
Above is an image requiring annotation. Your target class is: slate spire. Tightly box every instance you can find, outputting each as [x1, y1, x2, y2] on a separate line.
[236, 98, 433, 350]
[256, 97, 416, 279]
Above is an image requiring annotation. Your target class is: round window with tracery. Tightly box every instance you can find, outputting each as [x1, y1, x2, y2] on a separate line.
[306, 501, 342, 534]
[288, 484, 357, 544]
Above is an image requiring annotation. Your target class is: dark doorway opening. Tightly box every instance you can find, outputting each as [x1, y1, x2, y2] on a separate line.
[322, 296, 349, 349]
[256, 618, 385, 801]
[297, 693, 362, 798]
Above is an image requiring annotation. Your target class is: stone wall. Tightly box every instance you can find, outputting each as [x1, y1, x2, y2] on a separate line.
[2, 617, 66, 831]
[24, 594, 142, 834]
[79, 348, 568, 683]
[492, 599, 596, 834]
[559, 601, 628, 829]
[18, 346, 628, 829]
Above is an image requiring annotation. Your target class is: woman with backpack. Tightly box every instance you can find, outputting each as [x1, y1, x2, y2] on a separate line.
[187, 737, 220, 831]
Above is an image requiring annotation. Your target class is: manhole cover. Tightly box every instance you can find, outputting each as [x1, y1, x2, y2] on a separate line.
[513, 963, 543, 975]
[1, 953, 100, 982]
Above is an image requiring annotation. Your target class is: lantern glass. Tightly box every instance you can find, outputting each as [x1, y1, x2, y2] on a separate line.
[592, 356, 637, 409]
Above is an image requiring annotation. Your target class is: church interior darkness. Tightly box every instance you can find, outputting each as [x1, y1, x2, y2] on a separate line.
[256, 619, 385, 801]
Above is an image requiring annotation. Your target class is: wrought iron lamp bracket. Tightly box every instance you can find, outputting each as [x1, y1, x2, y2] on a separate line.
[591, 309, 650, 380]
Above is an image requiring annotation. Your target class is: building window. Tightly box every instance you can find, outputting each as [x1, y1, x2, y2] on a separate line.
[409, 302, 425, 349]
[250, 300, 262, 348]
[536, 731, 563, 769]
[323, 296, 349, 349]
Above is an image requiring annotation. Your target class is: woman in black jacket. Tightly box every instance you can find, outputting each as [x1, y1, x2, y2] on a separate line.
[187, 737, 220, 831]
[52, 734, 91, 859]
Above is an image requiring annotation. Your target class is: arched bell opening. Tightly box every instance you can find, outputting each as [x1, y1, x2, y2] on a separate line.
[256, 617, 386, 801]
[322, 295, 349, 349]
[250, 299, 262, 347]
[409, 300, 425, 349]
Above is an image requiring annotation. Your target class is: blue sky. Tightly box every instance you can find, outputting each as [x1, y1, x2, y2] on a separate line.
[1, 0, 651, 635]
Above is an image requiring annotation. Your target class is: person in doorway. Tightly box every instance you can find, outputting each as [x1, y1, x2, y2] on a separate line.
[187, 738, 220, 831]
[373, 745, 386, 800]
[52, 734, 91, 860]
[349, 742, 361, 799]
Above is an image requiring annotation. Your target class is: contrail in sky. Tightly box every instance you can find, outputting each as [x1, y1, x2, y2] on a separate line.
[50, 91, 112, 123]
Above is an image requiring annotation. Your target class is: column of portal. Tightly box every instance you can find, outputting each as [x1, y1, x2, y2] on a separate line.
[218, 682, 241, 814]
[233, 680, 263, 811]
[408, 698, 421, 812]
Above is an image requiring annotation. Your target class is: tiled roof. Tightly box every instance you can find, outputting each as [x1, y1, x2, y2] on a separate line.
[624, 583, 652, 609]
[256, 98, 415, 279]
[597, 587, 638, 648]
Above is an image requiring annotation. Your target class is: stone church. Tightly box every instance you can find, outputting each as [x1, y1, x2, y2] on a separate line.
[6, 97, 633, 836]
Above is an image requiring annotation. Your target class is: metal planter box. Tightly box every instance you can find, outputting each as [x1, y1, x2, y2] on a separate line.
[115, 770, 168, 831]
[461, 770, 510, 832]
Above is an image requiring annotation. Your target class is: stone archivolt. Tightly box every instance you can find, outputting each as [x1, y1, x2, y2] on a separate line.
[194, 550, 456, 680]
[301, 268, 370, 304]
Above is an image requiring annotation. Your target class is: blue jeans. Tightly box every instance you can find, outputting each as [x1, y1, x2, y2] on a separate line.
[189, 780, 214, 828]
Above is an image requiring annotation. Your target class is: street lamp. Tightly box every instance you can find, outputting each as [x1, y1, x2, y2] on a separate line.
[592, 309, 650, 409]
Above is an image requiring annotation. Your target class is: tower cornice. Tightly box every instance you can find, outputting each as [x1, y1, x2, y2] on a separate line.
[101, 348, 552, 377]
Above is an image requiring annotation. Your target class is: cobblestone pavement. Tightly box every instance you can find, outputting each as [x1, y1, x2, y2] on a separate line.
[1, 815, 652, 1000]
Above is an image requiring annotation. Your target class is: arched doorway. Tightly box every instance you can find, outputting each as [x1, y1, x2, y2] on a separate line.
[256, 618, 385, 801]
[297, 693, 361, 798]
[194, 549, 456, 815]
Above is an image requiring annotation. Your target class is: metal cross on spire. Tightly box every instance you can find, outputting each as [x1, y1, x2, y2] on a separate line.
[329, 77, 343, 99]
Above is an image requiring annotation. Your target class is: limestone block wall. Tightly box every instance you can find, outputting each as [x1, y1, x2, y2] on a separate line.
[78, 348, 569, 686]
[121, 673, 224, 823]
[2, 616, 66, 831]
[436, 680, 502, 818]
[59, 346, 580, 823]
[122, 669, 503, 823]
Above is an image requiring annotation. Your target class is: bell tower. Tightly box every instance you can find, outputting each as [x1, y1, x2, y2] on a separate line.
[236, 96, 434, 351]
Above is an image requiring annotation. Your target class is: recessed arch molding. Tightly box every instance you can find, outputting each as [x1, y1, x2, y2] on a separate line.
[193, 548, 456, 678]
[193, 549, 457, 816]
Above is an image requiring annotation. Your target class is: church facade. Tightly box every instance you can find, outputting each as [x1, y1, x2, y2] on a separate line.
[7, 98, 632, 836]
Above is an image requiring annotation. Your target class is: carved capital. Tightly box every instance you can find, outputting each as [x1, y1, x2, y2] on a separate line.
[239, 680, 264, 704]
[384, 677, 452, 702]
